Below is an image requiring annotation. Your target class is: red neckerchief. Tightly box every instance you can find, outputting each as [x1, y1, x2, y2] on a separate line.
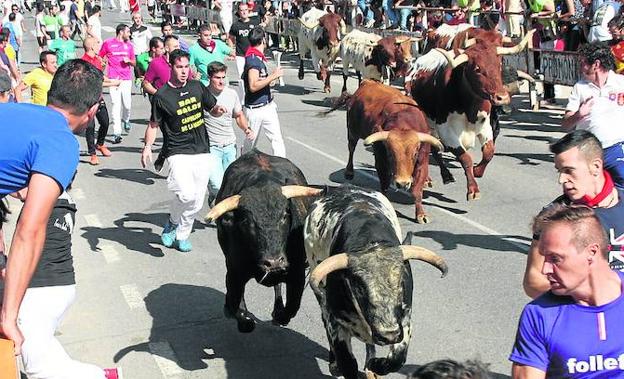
[576, 170, 615, 207]
[245, 47, 267, 62]
[200, 39, 216, 53]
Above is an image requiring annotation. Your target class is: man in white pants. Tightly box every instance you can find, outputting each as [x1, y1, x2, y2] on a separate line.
[141, 49, 225, 252]
[99, 24, 135, 144]
[241, 27, 285, 157]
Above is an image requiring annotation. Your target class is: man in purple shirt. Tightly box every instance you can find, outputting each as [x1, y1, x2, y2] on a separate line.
[510, 204, 624, 379]
[99, 23, 135, 144]
[143, 35, 179, 96]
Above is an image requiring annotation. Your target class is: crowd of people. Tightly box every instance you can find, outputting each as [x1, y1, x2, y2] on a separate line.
[1, 0, 624, 378]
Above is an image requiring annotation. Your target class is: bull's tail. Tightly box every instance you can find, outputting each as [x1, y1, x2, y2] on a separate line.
[317, 92, 353, 117]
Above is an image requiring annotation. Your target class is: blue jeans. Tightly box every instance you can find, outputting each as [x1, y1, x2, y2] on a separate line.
[399, 8, 411, 30]
[382, 0, 397, 25]
[357, 0, 374, 23]
[604, 142, 624, 189]
[208, 143, 237, 196]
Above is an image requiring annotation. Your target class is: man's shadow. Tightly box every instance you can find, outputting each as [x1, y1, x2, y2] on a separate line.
[113, 284, 333, 378]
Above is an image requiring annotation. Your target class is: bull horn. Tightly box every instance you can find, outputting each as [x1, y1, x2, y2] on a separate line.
[310, 253, 349, 295]
[401, 246, 448, 278]
[394, 35, 410, 44]
[299, 17, 319, 29]
[281, 185, 323, 199]
[434, 48, 468, 68]
[463, 38, 477, 48]
[516, 69, 535, 83]
[496, 29, 535, 55]
[204, 195, 241, 223]
[416, 132, 444, 152]
[364, 131, 390, 146]
[410, 37, 423, 42]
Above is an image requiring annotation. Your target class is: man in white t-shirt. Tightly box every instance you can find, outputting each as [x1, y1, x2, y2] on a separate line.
[563, 42, 624, 188]
[87, 5, 102, 43]
[2, 4, 25, 35]
[204, 61, 254, 199]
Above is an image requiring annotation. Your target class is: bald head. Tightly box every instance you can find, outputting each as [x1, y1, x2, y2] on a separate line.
[83, 37, 98, 51]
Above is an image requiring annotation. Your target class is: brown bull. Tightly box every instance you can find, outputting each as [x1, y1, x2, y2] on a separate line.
[325, 80, 443, 223]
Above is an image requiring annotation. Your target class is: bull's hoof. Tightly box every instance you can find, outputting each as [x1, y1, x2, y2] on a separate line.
[425, 178, 433, 188]
[298, 71, 304, 80]
[329, 361, 342, 377]
[323, 86, 331, 93]
[316, 72, 322, 80]
[237, 317, 256, 333]
[473, 165, 486, 178]
[224, 305, 256, 333]
[416, 214, 430, 224]
[344, 170, 354, 180]
[362, 369, 381, 379]
[271, 304, 292, 326]
[442, 175, 455, 185]
[467, 191, 481, 201]
[367, 357, 398, 376]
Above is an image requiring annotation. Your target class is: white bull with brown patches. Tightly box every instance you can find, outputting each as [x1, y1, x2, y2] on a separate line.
[298, 8, 347, 93]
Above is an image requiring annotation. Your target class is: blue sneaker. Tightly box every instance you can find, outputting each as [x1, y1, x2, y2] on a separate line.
[123, 121, 131, 132]
[176, 239, 192, 252]
[161, 221, 177, 248]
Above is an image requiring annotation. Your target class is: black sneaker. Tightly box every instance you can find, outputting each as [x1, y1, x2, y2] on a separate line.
[112, 135, 122, 144]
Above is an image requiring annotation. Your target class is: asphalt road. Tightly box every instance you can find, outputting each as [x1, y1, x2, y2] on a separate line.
[3, 7, 570, 379]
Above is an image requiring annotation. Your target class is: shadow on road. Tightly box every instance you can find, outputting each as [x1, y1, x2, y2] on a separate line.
[113, 284, 332, 378]
[494, 152, 554, 166]
[94, 168, 164, 185]
[411, 230, 531, 254]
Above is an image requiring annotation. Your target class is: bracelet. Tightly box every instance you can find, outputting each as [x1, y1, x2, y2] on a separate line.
[143, 144, 152, 150]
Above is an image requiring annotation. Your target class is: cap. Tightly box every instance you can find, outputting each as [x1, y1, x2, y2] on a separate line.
[0, 71, 11, 92]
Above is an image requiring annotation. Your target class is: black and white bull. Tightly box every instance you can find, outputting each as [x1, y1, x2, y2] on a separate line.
[304, 186, 448, 379]
[204, 150, 322, 333]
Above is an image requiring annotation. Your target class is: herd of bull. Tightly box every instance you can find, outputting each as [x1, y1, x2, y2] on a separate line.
[199, 9, 540, 378]
[204, 150, 447, 379]
[296, 7, 536, 221]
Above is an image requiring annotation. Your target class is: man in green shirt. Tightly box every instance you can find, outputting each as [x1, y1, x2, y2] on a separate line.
[49, 25, 76, 66]
[189, 24, 233, 86]
[136, 36, 164, 77]
[42, 5, 62, 40]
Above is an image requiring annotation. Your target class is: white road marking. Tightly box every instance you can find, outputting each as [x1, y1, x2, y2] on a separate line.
[72, 188, 86, 200]
[119, 284, 145, 309]
[286, 136, 529, 252]
[83, 214, 103, 228]
[149, 341, 185, 377]
[100, 244, 121, 263]
[102, 26, 115, 32]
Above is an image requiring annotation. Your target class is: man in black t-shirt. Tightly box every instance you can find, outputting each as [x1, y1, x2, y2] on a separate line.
[228, 1, 260, 79]
[141, 49, 226, 253]
[523, 130, 624, 299]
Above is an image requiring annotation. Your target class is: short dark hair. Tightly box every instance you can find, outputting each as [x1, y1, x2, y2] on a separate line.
[92, 4, 101, 13]
[207, 61, 227, 77]
[550, 130, 603, 161]
[1, 27, 10, 37]
[47, 59, 104, 114]
[160, 20, 172, 31]
[163, 34, 178, 44]
[248, 27, 265, 47]
[533, 204, 608, 258]
[169, 49, 190, 65]
[116, 23, 128, 35]
[577, 42, 616, 71]
[149, 36, 163, 50]
[8, 13, 15, 21]
[39, 50, 56, 64]
[36, 3, 44, 12]
[198, 23, 211, 34]
[0, 198, 9, 225]
[409, 359, 491, 379]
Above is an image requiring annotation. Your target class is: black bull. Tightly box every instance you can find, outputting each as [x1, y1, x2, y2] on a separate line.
[204, 150, 322, 333]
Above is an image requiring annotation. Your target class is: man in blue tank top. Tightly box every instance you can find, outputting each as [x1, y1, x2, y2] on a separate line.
[511, 205, 624, 378]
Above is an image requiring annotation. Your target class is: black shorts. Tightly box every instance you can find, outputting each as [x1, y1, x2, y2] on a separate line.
[37, 36, 47, 47]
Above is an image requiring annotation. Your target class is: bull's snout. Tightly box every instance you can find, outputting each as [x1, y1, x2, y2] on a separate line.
[395, 180, 413, 191]
[373, 327, 403, 345]
[261, 256, 289, 272]
[493, 92, 511, 106]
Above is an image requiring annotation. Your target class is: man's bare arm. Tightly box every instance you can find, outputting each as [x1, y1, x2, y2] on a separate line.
[1, 174, 61, 354]
[512, 364, 546, 379]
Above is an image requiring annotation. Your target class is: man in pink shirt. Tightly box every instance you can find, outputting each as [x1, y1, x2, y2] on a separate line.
[142, 34, 179, 96]
[99, 23, 135, 144]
